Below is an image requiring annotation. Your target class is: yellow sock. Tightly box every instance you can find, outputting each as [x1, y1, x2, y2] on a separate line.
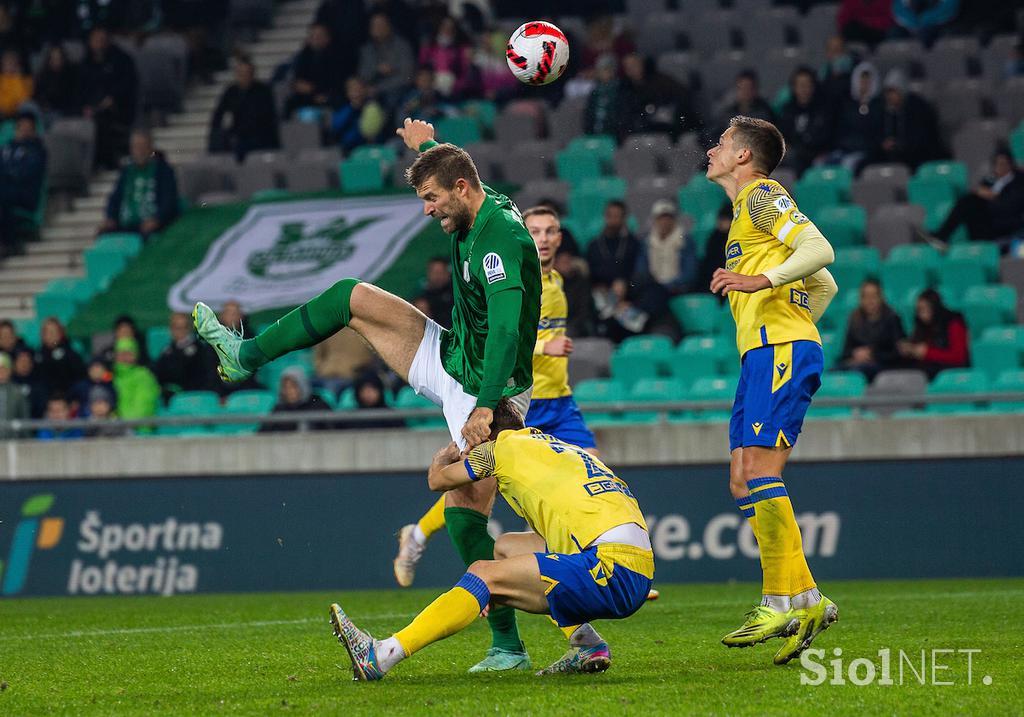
[734, 496, 758, 538]
[394, 572, 489, 656]
[746, 476, 798, 598]
[416, 496, 447, 541]
[789, 517, 817, 598]
[559, 624, 580, 639]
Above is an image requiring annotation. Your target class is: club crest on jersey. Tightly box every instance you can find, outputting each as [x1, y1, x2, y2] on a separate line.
[790, 211, 810, 225]
[482, 252, 506, 283]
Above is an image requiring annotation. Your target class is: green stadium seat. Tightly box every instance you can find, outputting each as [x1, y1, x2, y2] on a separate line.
[991, 369, 1024, 413]
[819, 331, 844, 370]
[560, 215, 603, 248]
[159, 390, 222, 435]
[610, 337, 672, 386]
[887, 244, 942, 272]
[217, 389, 276, 434]
[961, 284, 1017, 335]
[809, 370, 867, 418]
[907, 176, 957, 208]
[793, 183, 843, 216]
[394, 386, 446, 429]
[880, 262, 929, 302]
[251, 188, 291, 202]
[555, 150, 605, 184]
[568, 177, 627, 219]
[801, 165, 853, 192]
[687, 375, 736, 421]
[95, 232, 143, 257]
[435, 116, 482, 146]
[574, 378, 628, 425]
[828, 263, 871, 299]
[1011, 125, 1024, 165]
[815, 205, 866, 247]
[678, 178, 723, 220]
[12, 175, 47, 240]
[315, 388, 338, 409]
[926, 368, 988, 414]
[671, 294, 725, 335]
[915, 160, 969, 195]
[566, 134, 616, 161]
[146, 326, 173, 356]
[922, 200, 966, 243]
[947, 243, 999, 281]
[936, 261, 988, 297]
[675, 335, 733, 380]
[13, 318, 41, 349]
[35, 277, 95, 324]
[340, 158, 385, 194]
[970, 336, 1020, 381]
[626, 378, 688, 423]
[257, 351, 316, 394]
[835, 246, 881, 274]
[981, 324, 1024, 350]
[461, 100, 497, 132]
[337, 387, 357, 410]
[349, 144, 398, 166]
[84, 246, 129, 287]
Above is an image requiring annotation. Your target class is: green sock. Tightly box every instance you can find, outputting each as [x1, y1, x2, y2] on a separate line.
[238, 278, 359, 370]
[444, 507, 524, 653]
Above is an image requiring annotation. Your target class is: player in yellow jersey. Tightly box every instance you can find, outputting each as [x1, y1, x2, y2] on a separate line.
[705, 116, 840, 665]
[331, 398, 654, 680]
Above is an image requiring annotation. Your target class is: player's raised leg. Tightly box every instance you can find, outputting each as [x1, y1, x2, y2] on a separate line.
[394, 496, 446, 587]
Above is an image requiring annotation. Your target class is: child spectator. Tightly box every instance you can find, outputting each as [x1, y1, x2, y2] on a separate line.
[112, 337, 160, 423]
[37, 393, 84, 441]
[85, 384, 128, 438]
[70, 357, 117, 417]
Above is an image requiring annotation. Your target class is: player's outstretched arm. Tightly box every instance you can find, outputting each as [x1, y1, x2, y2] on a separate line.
[397, 117, 435, 152]
[427, 442, 475, 491]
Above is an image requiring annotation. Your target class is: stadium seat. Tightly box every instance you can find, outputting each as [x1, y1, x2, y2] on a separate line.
[626, 378, 688, 423]
[159, 391, 222, 436]
[146, 326, 173, 356]
[935, 261, 987, 296]
[793, 183, 844, 216]
[801, 165, 854, 193]
[340, 158, 385, 194]
[915, 160, 969, 195]
[970, 335, 1020, 382]
[834, 246, 881, 276]
[567, 134, 616, 162]
[435, 116, 482, 146]
[947, 243, 999, 281]
[84, 247, 128, 289]
[867, 369, 928, 415]
[257, 351, 316, 396]
[315, 388, 339, 410]
[687, 375, 735, 421]
[461, 100, 497, 132]
[819, 331, 844, 370]
[961, 284, 1017, 334]
[879, 263, 929, 303]
[13, 318, 41, 349]
[867, 203, 924, 257]
[349, 144, 397, 166]
[555, 150, 605, 184]
[574, 378, 628, 425]
[809, 370, 868, 418]
[674, 335, 733, 381]
[217, 390, 276, 434]
[815, 205, 866, 247]
[568, 177, 627, 219]
[394, 386, 446, 430]
[926, 368, 989, 414]
[828, 263, 872, 299]
[610, 336, 674, 385]
[907, 176, 957, 208]
[280, 119, 321, 155]
[35, 277, 94, 324]
[95, 232, 143, 257]
[887, 244, 942, 275]
[670, 294, 725, 335]
[990, 369, 1024, 413]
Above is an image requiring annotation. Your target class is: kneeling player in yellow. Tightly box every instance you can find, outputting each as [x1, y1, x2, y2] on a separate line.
[330, 399, 654, 679]
[705, 116, 840, 664]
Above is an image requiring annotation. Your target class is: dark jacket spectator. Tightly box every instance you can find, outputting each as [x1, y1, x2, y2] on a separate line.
[554, 252, 595, 337]
[838, 0, 895, 46]
[417, 16, 476, 99]
[634, 200, 697, 296]
[620, 53, 698, 138]
[33, 45, 80, 118]
[777, 67, 833, 174]
[99, 130, 179, 239]
[818, 36, 859, 105]
[899, 288, 969, 378]
[0, 112, 47, 256]
[284, 23, 343, 117]
[209, 56, 279, 161]
[578, 14, 636, 74]
[313, 0, 367, 73]
[329, 76, 386, 151]
[719, 70, 775, 128]
[35, 318, 86, 396]
[832, 61, 883, 173]
[421, 256, 454, 329]
[586, 201, 641, 288]
[69, 357, 118, 417]
[397, 66, 454, 124]
[12, 347, 46, 418]
[344, 372, 403, 429]
[260, 367, 333, 432]
[925, 148, 1024, 247]
[154, 311, 220, 401]
[358, 13, 415, 107]
[79, 27, 138, 169]
[872, 69, 942, 169]
[98, 314, 152, 368]
[839, 278, 906, 380]
[0, 351, 29, 438]
[0, 319, 28, 356]
[584, 54, 625, 138]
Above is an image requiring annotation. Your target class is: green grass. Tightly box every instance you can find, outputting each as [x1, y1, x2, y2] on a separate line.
[2, 579, 1022, 715]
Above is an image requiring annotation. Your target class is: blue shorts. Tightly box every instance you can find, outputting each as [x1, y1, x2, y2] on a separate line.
[535, 544, 654, 628]
[729, 340, 823, 452]
[525, 395, 597, 449]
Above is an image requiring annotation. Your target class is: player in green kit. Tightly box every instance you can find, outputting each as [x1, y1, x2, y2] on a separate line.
[191, 118, 541, 673]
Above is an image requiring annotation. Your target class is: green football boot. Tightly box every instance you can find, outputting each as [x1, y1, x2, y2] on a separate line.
[467, 647, 532, 673]
[721, 605, 800, 647]
[192, 301, 253, 383]
[773, 596, 839, 665]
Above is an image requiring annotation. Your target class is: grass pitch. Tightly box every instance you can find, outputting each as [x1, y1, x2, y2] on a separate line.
[2, 578, 1022, 716]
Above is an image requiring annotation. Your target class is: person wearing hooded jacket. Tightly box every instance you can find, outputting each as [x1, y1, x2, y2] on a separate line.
[831, 61, 883, 173]
[260, 367, 333, 432]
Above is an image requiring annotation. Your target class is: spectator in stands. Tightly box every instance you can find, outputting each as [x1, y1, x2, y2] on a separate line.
[583, 54, 625, 139]
[329, 76, 386, 151]
[0, 49, 32, 118]
[0, 319, 27, 356]
[818, 36, 859, 104]
[697, 203, 734, 299]
[79, 26, 138, 169]
[358, 13, 415, 109]
[154, 311, 219, 401]
[418, 15, 476, 99]
[284, 23, 342, 118]
[35, 318, 86, 396]
[344, 371, 403, 429]
[892, 0, 960, 47]
[918, 148, 1024, 250]
[472, 28, 520, 102]
[34, 45, 80, 119]
[260, 367, 332, 432]
[12, 347, 45, 417]
[635, 200, 697, 296]
[0, 351, 29, 438]
[578, 14, 635, 76]
[313, 327, 375, 395]
[0, 111, 47, 258]
[422, 256, 454, 329]
[873, 68, 942, 169]
[37, 393, 84, 441]
[98, 129, 180, 240]
[718, 70, 775, 128]
[587, 200, 640, 290]
[98, 314, 151, 367]
[219, 300, 245, 332]
[1004, 38, 1024, 79]
[397, 66, 453, 125]
[838, 0, 894, 47]
[314, 0, 367, 74]
[898, 288, 969, 378]
[777, 67, 833, 175]
[209, 56, 280, 162]
[620, 53, 698, 138]
[554, 249, 595, 337]
[70, 357, 116, 417]
[112, 336, 160, 422]
[832, 61, 882, 173]
[839, 278, 906, 380]
[84, 384, 129, 438]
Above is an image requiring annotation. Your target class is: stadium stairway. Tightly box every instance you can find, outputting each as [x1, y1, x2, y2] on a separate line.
[0, 0, 319, 322]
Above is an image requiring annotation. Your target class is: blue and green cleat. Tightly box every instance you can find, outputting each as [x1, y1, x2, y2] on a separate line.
[329, 603, 386, 681]
[192, 301, 253, 383]
[536, 643, 612, 675]
[467, 647, 532, 673]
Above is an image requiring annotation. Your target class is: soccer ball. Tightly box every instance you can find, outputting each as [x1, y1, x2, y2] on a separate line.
[506, 21, 570, 86]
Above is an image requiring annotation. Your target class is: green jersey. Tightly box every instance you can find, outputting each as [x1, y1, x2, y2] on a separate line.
[440, 183, 541, 404]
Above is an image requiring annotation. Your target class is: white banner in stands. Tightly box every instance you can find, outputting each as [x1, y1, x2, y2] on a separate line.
[167, 197, 429, 313]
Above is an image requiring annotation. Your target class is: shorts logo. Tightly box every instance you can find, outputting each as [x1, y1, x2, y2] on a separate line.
[790, 288, 810, 310]
[482, 252, 506, 283]
[776, 362, 788, 379]
[773, 196, 794, 213]
[790, 211, 810, 225]
[752, 422, 764, 436]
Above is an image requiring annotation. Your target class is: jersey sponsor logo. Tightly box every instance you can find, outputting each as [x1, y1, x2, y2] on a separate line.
[482, 252, 506, 283]
[751, 422, 763, 436]
[584, 479, 636, 499]
[790, 288, 811, 311]
[773, 196, 794, 213]
[726, 242, 743, 260]
[790, 211, 809, 225]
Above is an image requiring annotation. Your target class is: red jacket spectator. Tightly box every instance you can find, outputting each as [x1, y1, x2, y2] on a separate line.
[838, 0, 895, 46]
[418, 16, 476, 98]
[900, 289, 969, 378]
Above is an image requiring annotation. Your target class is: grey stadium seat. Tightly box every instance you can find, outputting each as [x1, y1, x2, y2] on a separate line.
[568, 337, 614, 386]
[614, 146, 660, 180]
[744, 7, 800, 54]
[852, 163, 910, 214]
[137, 35, 187, 113]
[656, 52, 696, 88]
[994, 77, 1024, 126]
[231, 161, 279, 198]
[935, 79, 990, 135]
[666, 132, 707, 182]
[626, 176, 678, 221]
[951, 119, 1010, 169]
[759, 49, 802, 98]
[280, 120, 321, 155]
[872, 39, 925, 75]
[548, 96, 586, 148]
[196, 191, 241, 206]
[494, 109, 542, 147]
[867, 203, 925, 258]
[463, 141, 505, 181]
[802, 4, 840, 48]
[700, 51, 750, 99]
[867, 369, 928, 416]
[638, 12, 685, 56]
[501, 152, 552, 186]
[283, 161, 333, 193]
[922, 38, 980, 83]
[1000, 257, 1024, 300]
[514, 179, 570, 212]
[686, 12, 740, 58]
[983, 34, 1019, 86]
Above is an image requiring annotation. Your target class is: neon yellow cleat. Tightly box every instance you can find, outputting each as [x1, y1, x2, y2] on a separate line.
[192, 302, 253, 383]
[721, 605, 799, 647]
[773, 596, 839, 665]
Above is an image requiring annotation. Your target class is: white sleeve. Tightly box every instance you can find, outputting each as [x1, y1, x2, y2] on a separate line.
[804, 267, 838, 324]
[761, 224, 835, 289]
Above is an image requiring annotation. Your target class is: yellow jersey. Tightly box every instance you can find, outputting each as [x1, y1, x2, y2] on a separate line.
[726, 178, 822, 357]
[531, 270, 572, 399]
[465, 428, 647, 556]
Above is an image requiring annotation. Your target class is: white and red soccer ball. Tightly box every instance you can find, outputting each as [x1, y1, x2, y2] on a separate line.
[506, 21, 570, 86]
